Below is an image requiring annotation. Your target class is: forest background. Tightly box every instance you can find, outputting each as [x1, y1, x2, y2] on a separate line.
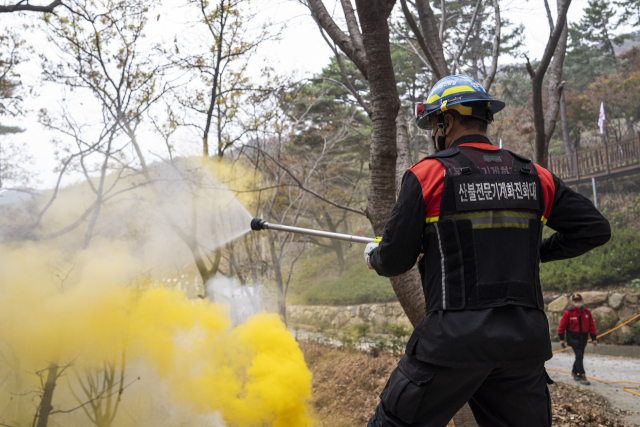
[2, 0, 640, 322]
[2, 0, 640, 426]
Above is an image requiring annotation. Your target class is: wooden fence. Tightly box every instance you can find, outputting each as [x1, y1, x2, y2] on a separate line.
[548, 136, 640, 183]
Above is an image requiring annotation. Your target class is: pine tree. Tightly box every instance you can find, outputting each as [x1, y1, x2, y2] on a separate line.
[565, 0, 622, 91]
[615, 0, 640, 27]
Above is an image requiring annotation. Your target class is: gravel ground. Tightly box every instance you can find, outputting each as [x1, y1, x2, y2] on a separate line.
[546, 350, 640, 426]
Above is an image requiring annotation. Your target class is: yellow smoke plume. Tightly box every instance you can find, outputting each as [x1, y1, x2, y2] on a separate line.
[0, 243, 313, 426]
[0, 158, 314, 427]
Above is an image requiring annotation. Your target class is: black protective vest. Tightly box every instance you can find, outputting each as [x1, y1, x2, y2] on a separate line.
[419, 140, 546, 314]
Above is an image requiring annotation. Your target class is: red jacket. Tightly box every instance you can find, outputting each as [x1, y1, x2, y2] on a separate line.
[558, 306, 597, 340]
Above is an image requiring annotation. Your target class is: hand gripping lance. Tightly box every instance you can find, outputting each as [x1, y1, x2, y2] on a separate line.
[250, 218, 380, 245]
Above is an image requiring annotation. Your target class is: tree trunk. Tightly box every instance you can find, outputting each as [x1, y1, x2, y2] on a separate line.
[560, 91, 573, 174]
[267, 232, 286, 323]
[452, 403, 479, 427]
[543, 10, 569, 149]
[355, 0, 399, 234]
[396, 106, 413, 195]
[322, 208, 346, 274]
[529, 0, 573, 167]
[414, 0, 449, 78]
[389, 267, 426, 327]
[391, 107, 426, 327]
[353, 1, 426, 328]
[36, 363, 58, 427]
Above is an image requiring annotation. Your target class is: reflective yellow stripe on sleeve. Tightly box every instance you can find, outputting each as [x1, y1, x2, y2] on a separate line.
[426, 216, 439, 223]
[541, 216, 548, 224]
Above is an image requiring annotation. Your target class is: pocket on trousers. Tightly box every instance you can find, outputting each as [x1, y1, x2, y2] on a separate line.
[380, 355, 434, 424]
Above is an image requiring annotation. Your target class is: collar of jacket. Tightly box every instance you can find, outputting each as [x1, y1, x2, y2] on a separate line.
[450, 134, 493, 148]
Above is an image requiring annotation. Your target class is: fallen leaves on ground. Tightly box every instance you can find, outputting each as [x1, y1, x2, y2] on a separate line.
[301, 342, 630, 427]
[549, 381, 631, 426]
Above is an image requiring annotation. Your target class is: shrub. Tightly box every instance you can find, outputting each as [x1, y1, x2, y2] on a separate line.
[540, 225, 640, 292]
[298, 262, 397, 305]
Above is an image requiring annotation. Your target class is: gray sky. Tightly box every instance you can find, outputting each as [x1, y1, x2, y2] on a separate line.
[0, 0, 621, 189]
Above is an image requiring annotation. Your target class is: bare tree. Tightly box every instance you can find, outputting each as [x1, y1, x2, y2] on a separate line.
[168, 0, 273, 158]
[68, 350, 127, 427]
[398, 0, 503, 91]
[525, 0, 573, 167]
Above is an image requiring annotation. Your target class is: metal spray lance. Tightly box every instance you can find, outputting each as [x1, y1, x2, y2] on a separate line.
[250, 218, 380, 245]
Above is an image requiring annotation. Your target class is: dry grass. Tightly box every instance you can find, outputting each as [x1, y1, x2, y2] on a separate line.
[302, 343, 630, 427]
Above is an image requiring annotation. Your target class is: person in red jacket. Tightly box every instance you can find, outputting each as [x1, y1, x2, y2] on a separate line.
[558, 294, 598, 384]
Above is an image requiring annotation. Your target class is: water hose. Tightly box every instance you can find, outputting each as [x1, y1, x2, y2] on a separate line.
[553, 313, 640, 354]
[546, 368, 640, 397]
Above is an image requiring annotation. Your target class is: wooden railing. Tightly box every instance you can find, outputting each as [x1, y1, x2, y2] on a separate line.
[548, 136, 640, 182]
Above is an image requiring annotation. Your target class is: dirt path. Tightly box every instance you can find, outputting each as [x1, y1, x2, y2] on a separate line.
[546, 351, 640, 426]
[302, 342, 630, 426]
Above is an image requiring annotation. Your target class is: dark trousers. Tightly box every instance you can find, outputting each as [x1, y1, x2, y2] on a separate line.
[370, 354, 553, 427]
[567, 331, 589, 375]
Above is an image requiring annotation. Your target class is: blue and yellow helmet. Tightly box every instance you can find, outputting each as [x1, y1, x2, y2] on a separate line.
[416, 75, 505, 130]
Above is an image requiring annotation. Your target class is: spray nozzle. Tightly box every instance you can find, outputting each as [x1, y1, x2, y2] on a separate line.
[251, 218, 266, 231]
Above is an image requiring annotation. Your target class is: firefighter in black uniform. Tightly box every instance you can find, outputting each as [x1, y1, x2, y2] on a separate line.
[363, 75, 611, 427]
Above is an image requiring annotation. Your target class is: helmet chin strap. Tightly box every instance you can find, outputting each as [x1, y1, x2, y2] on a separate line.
[436, 113, 446, 151]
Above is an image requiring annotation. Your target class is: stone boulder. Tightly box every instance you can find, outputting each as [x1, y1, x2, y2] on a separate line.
[617, 305, 640, 323]
[546, 312, 561, 338]
[627, 293, 639, 304]
[580, 291, 608, 308]
[612, 324, 634, 344]
[592, 306, 619, 333]
[608, 293, 625, 310]
[548, 296, 569, 312]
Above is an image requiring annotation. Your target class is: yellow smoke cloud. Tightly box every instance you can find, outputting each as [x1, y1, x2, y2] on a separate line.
[0, 157, 314, 427]
[0, 243, 313, 426]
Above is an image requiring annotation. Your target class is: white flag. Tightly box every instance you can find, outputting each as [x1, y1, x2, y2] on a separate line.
[499, 138, 503, 149]
[598, 102, 606, 134]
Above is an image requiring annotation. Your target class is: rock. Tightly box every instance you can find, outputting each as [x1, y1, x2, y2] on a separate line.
[626, 293, 639, 304]
[349, 316, 363, 326]
[608, 293, 625, 310]
[580, 291, 608, 307]
[350, 306, 357, 317]
[543, 295, 558, 305]
[393, 304, 403, 316]
[397, 315, 413, 329]
[592, 306, 619, 332]
[617, 305, 640, 323]
[548, 296, 569, 312]
[547, 312, 561, 337]
[612, 324, 633, 344]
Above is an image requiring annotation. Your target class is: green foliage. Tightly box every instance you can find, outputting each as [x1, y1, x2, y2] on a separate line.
[384, 323, 412, 355]
[354, 323, 371, 339]
[627, 278, 640, 291]
[540, 225, 640, 292]
[297, 258, 397, 306]
[0, 125, 24, 135]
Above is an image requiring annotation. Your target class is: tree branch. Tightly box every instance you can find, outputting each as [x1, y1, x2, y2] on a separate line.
[452, 0, 481, 75]
[543, 0, 555, 33]
[246, 146, 366, 216]
[339, 0, 365, 57]
[399, 0, 444, 80]
[532, 0, 572, 83]
[0, 0, 62, 13]
[305, 0, 369, 79]
[482, 0, 501, 91]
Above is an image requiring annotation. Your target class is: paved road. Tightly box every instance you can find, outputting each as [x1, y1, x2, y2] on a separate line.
[546, 350, 640, 426]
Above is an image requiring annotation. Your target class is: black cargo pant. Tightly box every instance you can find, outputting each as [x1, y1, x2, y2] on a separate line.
[369, 354, 553, 427]
[567, 331, 589, 375]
